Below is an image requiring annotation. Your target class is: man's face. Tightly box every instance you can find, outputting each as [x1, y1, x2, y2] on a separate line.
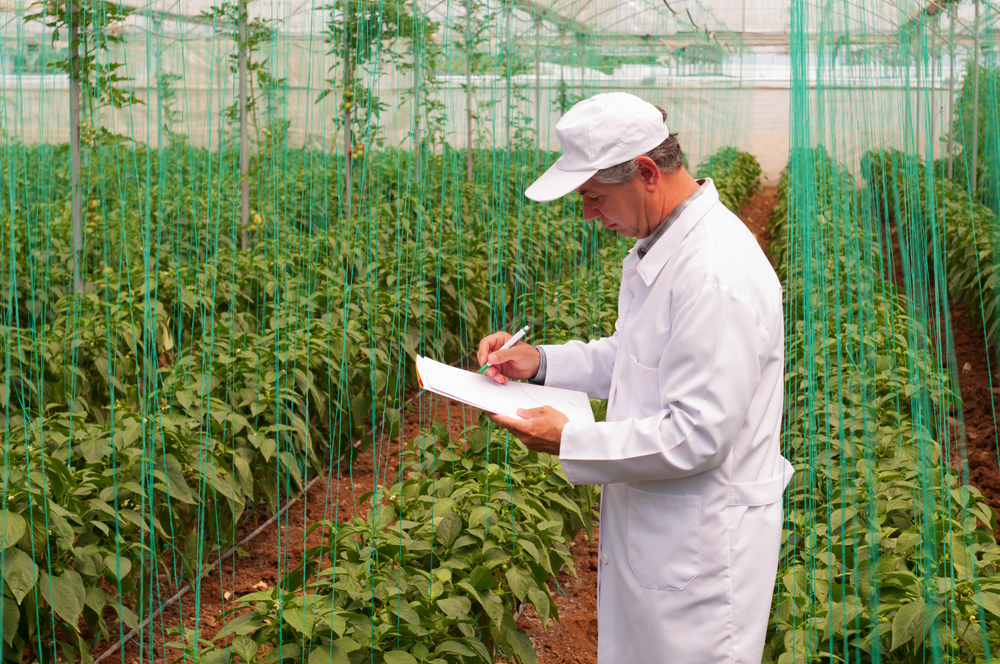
[575, 175, 650, 239]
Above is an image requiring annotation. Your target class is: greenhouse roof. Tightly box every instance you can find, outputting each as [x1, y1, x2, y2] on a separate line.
[1, 0, 992, 43]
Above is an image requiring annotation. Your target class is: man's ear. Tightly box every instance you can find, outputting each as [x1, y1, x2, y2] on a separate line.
[635, 156, 661, 191]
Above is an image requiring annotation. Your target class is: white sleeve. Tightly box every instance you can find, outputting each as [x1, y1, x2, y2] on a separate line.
[557, 284, 768, 485]
[539, 332, 621, 400]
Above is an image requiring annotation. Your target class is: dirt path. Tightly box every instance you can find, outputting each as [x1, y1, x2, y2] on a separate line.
[882, 214, 1000, 513]
[946, 299, 1000, 512]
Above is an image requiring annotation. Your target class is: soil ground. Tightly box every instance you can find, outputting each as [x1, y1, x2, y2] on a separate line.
[92, 186, 1000, 663]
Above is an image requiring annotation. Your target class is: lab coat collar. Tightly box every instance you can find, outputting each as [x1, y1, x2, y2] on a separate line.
[631, 178, 721, 287]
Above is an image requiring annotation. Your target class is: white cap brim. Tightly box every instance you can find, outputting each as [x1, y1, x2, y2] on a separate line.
[524, 161, 596, 202]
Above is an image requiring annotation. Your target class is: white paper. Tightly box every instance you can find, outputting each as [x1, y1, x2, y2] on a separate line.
[415, 355, 595, 423]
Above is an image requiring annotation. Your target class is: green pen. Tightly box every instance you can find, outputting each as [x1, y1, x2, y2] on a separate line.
[477, 325, 530, 374]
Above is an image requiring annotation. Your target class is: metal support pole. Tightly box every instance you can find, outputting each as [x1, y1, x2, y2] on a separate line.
[916, 38, 921, 158]
[69, 0, 83, 294]
[971, 0, 981, 195]
[948, 4, 956, 179]
[154, 14, 164, 146]
[504, 1, 512, 150]
[238, 0, 249, 250]
[534, 17, 541, 152]
[343, 2, 353, 211]
[465, 0, 474, 182]
[413, 29, 421, 184]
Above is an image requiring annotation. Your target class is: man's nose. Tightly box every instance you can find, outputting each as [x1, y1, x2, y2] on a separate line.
[582, 199, 600, 221]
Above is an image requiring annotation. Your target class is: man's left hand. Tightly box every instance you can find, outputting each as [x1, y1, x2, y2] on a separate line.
[488, 406, 569, 456]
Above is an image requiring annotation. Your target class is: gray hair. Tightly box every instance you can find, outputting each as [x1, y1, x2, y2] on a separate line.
[593, 106, 684, 185]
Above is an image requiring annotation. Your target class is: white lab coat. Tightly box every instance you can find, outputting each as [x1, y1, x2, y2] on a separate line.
[541, 180, 793, 663]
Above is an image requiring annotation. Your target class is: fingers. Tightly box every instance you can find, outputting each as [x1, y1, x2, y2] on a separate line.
[485, 367, 510, 384]
[486, 347, 519, 366]
[487, 412, 518, 428]
[515, 406, 549, 419]
[477, 331, 511, 365]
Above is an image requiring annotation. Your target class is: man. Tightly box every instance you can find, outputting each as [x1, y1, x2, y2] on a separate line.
[477, 92, 793, 663]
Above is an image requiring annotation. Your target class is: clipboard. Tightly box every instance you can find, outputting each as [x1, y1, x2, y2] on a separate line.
[414, 355, 595, 423]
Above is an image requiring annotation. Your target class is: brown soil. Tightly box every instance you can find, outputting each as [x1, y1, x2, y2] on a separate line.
[740, 186, 778, 265]
[882, 216, 1000, 514]
[946, 299, 1000, 512]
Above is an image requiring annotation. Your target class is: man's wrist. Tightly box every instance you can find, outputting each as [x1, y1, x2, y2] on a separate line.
[528, 346, 547, 385]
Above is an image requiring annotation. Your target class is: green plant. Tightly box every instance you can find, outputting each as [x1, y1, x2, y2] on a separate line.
[695, 146, 762, 213]
[168, 422, 597, 664]
[764, 148, 1000, 663]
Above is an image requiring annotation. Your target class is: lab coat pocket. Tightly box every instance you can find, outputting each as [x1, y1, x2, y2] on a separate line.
[627, 487, 701, 591]
[624, 355, 661, 420]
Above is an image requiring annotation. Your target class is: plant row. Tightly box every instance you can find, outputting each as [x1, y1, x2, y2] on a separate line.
[694, 146, 762, 212]
[862, 148, 1000, 351]
[766, 147, 1000, 664]
[0, 143, 751, 662]
[171, 422, 598, 664]
[0, 141, 621, 662]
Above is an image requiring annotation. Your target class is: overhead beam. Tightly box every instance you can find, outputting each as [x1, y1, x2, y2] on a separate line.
[511, 0, 594, 36]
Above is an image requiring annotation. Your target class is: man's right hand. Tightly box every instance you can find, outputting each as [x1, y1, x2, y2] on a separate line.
[476, 331, 541, 385]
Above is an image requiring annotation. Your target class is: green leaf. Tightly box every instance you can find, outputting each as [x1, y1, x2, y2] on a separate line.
[308, 644, 348, 664]
[327, 612, 347, 637]
[383, 651, 418, 664]
[2, 547, 37, 604]
[104, 555, 132, 581]
[527, 585, 552, 626]
[504, 628, 539, 664]
[467, 566, 493, 590]
[505, 566, 531, 602]
[232, 636, 259, 662]
[0, 511, 26, 550]
[259, 644, 302, 663]
[436, 511, 462, 549]
[39, 570, 84, 626]
[85, 587, 109, 613]
[392, 602, 422, 626]
[214, 611, 264, 640]
[435, 641, 480, 658]
[975, 592, 1000, 618]
[283, 607, 315, 639]
[891, 601, 928, 651]
[468, 506, 495, 529]
[437, 596, 471, 619]
[78, 436, 111, 463]
[118, 509, 150, 532]
[159, 453, 196, 505]
[478, 590, 505, 627]
[113, 602, 139, 631]
[2, 597, 19, 646]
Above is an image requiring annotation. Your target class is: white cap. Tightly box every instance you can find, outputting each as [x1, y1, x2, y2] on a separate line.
[525, 92, 670, 202]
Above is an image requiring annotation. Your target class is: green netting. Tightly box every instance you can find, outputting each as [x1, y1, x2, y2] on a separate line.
[1, 0, 1000, 662]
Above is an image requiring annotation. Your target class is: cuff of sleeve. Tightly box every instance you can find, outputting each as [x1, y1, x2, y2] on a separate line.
[558, 421, 590, 486]
[527, 346, 547, 385]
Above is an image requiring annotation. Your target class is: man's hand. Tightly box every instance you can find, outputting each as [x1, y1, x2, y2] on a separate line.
[477, 331, 541, 385]
[488, 406, 568, 456]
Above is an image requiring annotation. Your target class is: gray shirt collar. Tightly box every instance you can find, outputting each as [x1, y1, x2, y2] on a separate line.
[637, 178, 708, 260]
